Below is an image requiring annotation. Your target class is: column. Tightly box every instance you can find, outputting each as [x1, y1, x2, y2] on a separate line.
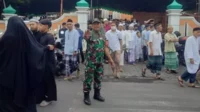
[76, 7, 89, 32]
[167, 9, 183, 31]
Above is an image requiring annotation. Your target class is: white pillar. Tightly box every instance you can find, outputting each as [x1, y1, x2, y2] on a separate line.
[117, 12, 120, 19]
[93, 9, 95, 19]
[102, 9, 105, 18]
[113, 12, 116, 19]
[167, 9, 182, 31]
[114, 12, 117, 19]
[105, 10, 109, 19]
[76, 7, 89, 32]
[2, 13, 17, 29]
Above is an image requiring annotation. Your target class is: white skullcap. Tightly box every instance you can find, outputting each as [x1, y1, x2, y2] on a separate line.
[103, 18, 108, 21]
[29, 19, 39, 23]
[129, 23, 134, 27]
[119, 23, 123, 26]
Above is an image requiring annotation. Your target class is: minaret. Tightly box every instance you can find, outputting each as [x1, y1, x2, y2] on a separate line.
[166, 0, 183, 31]
[76, 0, 89, 32]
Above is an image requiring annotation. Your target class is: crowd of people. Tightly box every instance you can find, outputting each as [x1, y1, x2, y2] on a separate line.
[0, 16, 200, 112]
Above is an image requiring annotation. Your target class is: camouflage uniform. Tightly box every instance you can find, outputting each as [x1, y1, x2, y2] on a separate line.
[83, 30, 105, 92]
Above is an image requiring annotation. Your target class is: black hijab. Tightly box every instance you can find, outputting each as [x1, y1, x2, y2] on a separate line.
[0, 16, 46, 107]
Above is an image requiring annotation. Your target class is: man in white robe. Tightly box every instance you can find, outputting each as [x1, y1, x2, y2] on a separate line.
[127, 24, 134, 64]
[178, 27, 200, 88]
[128, 24, 138, 64]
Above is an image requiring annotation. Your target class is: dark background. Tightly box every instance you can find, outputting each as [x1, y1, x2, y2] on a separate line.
[0, 0, 197, 15]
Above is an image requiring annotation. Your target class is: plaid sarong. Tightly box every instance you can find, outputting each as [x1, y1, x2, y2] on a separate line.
[65, 55, 78, 76]
[146, 56, 163, 74]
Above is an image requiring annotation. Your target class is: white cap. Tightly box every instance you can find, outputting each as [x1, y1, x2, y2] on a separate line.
[29, 19, 39, 23]
[129, 23, 134, 27]
[119, 23, 123, 26]
[103, 18, 108, 21]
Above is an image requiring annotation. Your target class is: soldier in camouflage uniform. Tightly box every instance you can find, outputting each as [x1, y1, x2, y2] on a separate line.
[83, 19, 115, 105]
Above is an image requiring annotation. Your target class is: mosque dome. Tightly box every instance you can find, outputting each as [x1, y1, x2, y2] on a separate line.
[76, 0, 89, 7]
[167, 0, 183, 9]
[3, 5, 16, 14]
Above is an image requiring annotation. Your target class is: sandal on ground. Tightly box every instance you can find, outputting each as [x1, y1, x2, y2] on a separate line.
[188, 84, 200, 88]
[156, 77, 165, 81]
[171, 70, 178, 74]
[196, 79, 200, 84]
[64, 76, 73, 81]
[141, 68, 146, 77]
[177, 76, 184, 87]
[112, 72, 118, 79]
[116, 73, 120, 79]
[165, 70, 171, 74]
[154, 75, 165, 81]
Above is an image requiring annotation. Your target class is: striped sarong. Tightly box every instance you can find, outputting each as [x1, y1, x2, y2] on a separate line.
[164, 52, 179, 70]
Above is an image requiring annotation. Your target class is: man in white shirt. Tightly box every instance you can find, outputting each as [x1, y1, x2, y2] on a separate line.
[64, 19, 79, 81]
[106, 22, 122, 78]
[142, 23, 163, 79]
[126, 24, 134, 49]
[178, 27, 200, 88]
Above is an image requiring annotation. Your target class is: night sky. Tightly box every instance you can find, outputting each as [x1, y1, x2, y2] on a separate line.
[4, 0, 197, 15]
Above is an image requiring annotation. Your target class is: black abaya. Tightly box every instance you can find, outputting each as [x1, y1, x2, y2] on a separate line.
[32, 30, 42, 42]
[0, 17, 46, 112]
[36, 33, 57, 103]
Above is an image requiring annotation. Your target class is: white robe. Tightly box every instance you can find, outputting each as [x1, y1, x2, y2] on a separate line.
[184, 36, 200, 74]
[128, 30, 137, 63]
[120, 30, 127, 66]
[126, 30, 134, 49]
[130, 31, 137, 49]
[136, 37, 143, 60]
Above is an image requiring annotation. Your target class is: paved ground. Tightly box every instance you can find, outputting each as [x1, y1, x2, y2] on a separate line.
[38, 63, 200, 112]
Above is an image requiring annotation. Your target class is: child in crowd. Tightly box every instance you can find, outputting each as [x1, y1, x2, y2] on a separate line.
[136, 31, 143, 62]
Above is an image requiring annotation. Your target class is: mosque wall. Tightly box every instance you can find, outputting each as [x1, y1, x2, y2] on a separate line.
[0, 21, 5, 32]
[51, 13, 78, 31]
[120, 14, 132, 20]
[133, 12, 168, 32]
[94, 9, 132, 20]
[0, 14, 78, 33]
[179, 16, 200, 36]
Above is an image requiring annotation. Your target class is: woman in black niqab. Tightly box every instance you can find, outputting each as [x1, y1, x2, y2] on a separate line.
[0, 16, 46, 112]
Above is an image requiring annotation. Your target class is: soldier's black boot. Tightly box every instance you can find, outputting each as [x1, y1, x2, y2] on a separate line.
[84, 92, 91, 105]
[93, 89, 105, 102]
